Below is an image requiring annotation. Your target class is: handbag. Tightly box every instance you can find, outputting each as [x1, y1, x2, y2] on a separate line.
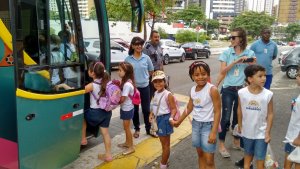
[287, 146, 300, 163]
[150, 91, 166, 133]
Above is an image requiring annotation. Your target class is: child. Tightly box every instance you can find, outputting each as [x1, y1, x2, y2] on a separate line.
[172, 61, 221, 169]
[117, 62, 135, 155]
[284, 67, 300, 169]
[149, 70, 177, 169]
[237, 64, 274, 169]
[81, 61, 113, 162]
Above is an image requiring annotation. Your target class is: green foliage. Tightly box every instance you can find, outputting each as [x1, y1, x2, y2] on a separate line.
[230, 11, 275, 38]
[286, 23, 300, 41]
[89, 7, 97, 20]
[175, 30, 205, 43]
[157, 27, 168, 39]
[172, 5, 205, 26]
[50, 27, 56, 35]
[49, 11, 59, 20]
[106, 0, 131, 21]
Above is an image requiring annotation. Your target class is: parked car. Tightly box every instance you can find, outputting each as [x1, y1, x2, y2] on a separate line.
[181, 42, 211, 60]
[288, 41, 296, 46]
[276, 41, 287, 46]
[281, 46, 300, 79]
[111, 38, 130, 49]
[278, 50, 291, 64]
[84, 38, 128, 67]
[203, 40, 210, 49]
[159, 39, 186, 65]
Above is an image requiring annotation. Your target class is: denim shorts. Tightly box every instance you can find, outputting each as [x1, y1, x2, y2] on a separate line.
[284, 143, 296, 154]
[120, 108, 134, 120]
[192, 120, 216, 153]
[242, 137, 268, 160]
[84, 108, 112, 128]
[156, 114, 173, 137]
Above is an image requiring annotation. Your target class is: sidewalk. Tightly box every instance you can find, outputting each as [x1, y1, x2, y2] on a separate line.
[64, 93, 190, 169]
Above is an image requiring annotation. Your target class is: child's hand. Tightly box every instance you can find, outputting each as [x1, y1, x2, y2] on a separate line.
[208, 132, 217, 144]
[293, 136, 300, 146]
[149, 114, 154, 123]
[265, 133, 271, 143]
[172, 121, 180, 127]
[237, 125, 242, 134]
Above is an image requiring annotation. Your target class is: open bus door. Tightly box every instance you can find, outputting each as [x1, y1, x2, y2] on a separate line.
[0, 0, 86, 168]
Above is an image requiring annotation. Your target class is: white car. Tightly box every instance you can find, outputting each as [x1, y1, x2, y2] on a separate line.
[159, 39, 186, 65]
[84, 38, 128, 67]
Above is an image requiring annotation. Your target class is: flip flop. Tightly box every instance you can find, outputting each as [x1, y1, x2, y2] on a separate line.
[133, 131, 140, 138]
[219, 149, 230, 158]
[117, 143, 129, 149]
[148, 130, 158, 138]
[98, 154, 113, 162]
[81, 139, 87, 146]
[122, 148, 135, 155]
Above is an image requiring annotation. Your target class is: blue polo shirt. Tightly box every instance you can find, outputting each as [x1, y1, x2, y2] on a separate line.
[125, 53, 154, 88]
[250, 39, 278, 75]
[219, 47, 255, 88]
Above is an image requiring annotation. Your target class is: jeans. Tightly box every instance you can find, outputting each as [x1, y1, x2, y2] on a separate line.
[264, 74, 273, 90]
[132, 85, 151, 133]
[219, 87, 239, 141]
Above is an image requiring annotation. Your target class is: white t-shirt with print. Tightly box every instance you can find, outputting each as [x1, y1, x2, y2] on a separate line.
[121, 81, 134, 111]
[285, 94, 300, 144]
[151, 90, 171, 116]
[90, 79, 102, 109]
[190, 83, 214, 122]
[238, 87, 273, 139]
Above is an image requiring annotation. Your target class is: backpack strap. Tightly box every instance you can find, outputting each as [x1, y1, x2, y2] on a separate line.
[90, 79, 102, 104]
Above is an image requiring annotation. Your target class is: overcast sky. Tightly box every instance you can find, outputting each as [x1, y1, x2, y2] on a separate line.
[274, 0, 278, 5]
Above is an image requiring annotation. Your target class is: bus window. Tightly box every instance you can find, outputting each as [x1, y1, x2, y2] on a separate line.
[16, 0, 84, 93]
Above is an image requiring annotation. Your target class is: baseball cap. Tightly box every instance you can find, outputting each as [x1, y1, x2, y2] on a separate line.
[152, 70, 166, 82]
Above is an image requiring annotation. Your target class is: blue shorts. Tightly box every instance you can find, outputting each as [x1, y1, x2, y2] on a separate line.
[120, 108, 134, 120]
[284, 143, 296, 154]
[156, 114, 173, 137]
[192, 120, 216, 153]
[84, 108, 112, 128]
[242, 137, 268, 160]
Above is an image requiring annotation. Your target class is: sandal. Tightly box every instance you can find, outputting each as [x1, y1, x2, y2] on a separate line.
[117, 143, 129, 149]
[122, 148, 135, 155]
[133, 131, 140, 138]
[81, 139, 87, 146]
[148, 130, 158, 138]
[219, 149, 230, 158]
[98, 154, 113, 162]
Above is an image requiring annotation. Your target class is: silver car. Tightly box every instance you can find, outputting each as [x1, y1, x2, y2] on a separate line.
[280, 46, 300, 79]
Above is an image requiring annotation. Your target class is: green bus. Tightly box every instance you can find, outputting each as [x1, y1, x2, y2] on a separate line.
[0, 0, 143, 168]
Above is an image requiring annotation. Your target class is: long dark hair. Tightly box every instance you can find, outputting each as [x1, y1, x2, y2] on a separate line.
[119, 62, 136, 89]
[128, 36, 145, 55]
[232, 27, 247, 51]
[88, 61, 110, 96]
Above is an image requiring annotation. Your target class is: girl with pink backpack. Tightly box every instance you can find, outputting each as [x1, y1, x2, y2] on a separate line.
[117, 62, 140, 155]
[81, 61, 113, 162]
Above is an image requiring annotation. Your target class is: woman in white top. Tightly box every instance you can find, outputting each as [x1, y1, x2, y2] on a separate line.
[149, 70, 177, 169]
[173, 61, 221, 169]
[237, 64, 274, 169]
[284, 67, 300, 169]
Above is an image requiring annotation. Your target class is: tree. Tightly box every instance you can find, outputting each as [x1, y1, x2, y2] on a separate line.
[89, 7, 97, 20]
[157, 27, 168, 39]
[172, 5, 205, 28]
[286, 23, 300, 41]
[106, 0, 131, 21]
[175, 30, 206, 43]
[230, 11, 275, 38]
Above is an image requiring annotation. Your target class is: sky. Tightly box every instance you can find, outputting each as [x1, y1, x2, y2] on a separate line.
[274, 0, 278, 5]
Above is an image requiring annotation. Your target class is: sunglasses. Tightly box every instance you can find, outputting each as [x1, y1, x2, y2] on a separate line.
[132, 42, 143, 46]
[229, 36, 240, 40]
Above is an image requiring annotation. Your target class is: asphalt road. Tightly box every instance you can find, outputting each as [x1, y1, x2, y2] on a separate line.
[106, 46, 298, 169]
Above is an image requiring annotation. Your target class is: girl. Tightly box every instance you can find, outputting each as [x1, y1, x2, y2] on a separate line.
[173, 61, 221, 169]
[125, 37, 154, 138]
[117, 62, 136, 155]
[216, 27, 256, 158]
[149, 70, 177, 169]
[81, 61, 113, 162]
[237, 64, 274, 169]
[284, 66, 300, 169]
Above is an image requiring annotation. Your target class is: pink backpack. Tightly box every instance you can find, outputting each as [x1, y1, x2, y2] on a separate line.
[92, 80, 121, 111]
[165, 92, 181, 121]
[127, 80, 141, 105]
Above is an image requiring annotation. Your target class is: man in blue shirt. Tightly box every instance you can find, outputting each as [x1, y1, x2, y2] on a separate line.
[250, 28, 278, 89]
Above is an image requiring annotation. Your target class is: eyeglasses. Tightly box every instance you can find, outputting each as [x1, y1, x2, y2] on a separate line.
[229, 36, 240, 40]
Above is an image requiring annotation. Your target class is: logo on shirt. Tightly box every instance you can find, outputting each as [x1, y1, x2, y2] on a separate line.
[193, 98, 203, 109]
[245, 100, 261, 111]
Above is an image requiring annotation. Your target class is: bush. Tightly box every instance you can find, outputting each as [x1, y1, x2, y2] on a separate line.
[175, 30, 207, 43]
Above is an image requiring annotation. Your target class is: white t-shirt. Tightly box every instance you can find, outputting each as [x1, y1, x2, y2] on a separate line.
[151, 90, 171, 116]
[285, 94, 300, 144]
[90, 79, 102, 109]
[121, 81, 134, 111]
[238, 87, 273, 139]
[190, 83, 214, 122]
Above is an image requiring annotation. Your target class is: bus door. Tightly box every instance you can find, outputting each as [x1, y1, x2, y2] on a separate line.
[11, 0, 85, 168]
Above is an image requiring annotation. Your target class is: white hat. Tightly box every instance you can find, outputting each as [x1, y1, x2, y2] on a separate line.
[152, 70, 166, 82]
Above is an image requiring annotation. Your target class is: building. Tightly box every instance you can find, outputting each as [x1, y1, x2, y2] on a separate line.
[247, 0, 274, 15]
[278, 0, 300, 23]
[49, 0, 90, 19]
[235, 0, 247, 14]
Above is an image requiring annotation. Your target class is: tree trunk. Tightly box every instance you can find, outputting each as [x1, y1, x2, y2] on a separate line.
[143, 14, 147, 40]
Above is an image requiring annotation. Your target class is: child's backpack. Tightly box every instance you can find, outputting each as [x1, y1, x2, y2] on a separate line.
[129, 88, 141, 105]
[165, 92, 181, 121]
[92, 80, 121, 111]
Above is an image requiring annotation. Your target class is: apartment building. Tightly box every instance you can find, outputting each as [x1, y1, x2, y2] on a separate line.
[278, 0, 300, 23]
[49, 0, 90, 19]
[247, 0, 274, 15]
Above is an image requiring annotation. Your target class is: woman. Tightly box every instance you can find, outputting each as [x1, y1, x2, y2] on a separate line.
[216, 28, 256, 158]
[125, 37, 155, 138]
